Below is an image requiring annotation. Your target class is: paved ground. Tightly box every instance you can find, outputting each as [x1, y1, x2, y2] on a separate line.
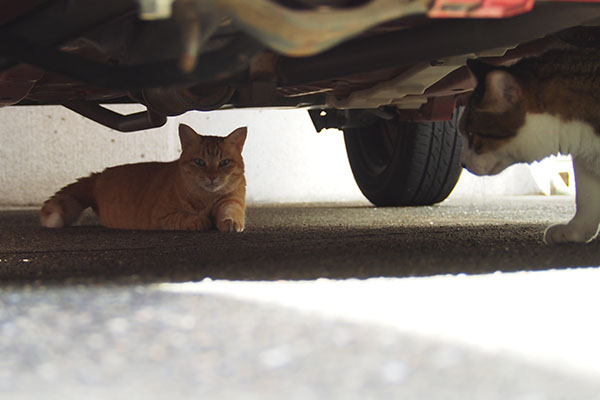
[1, 196, 600, 399]
[1, 196, 600, 284]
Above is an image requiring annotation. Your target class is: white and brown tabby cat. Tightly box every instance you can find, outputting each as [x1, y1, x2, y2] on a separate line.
[40, 124, 247, 232]
[460, 49, 600, 244]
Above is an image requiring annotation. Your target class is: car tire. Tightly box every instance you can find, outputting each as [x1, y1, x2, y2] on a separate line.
[343, 112, 463, 206]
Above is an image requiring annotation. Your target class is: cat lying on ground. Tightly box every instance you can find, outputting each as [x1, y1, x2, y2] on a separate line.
[41, 124, 247, 232]
[460, 49, 600, 244]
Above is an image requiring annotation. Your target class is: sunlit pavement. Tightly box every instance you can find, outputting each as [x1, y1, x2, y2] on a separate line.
[1, 196, 600, 399]
[2, 270, 600, 399]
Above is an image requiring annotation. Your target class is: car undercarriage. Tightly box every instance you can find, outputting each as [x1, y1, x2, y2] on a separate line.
[1, 0, 599, 205]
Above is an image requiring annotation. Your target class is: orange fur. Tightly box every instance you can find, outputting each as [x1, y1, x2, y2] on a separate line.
[40, 124, 247, 232]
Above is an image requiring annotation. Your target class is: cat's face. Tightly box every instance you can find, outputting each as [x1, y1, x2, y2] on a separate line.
[459, 60, 529, 176]
[178, 124, 247, 194]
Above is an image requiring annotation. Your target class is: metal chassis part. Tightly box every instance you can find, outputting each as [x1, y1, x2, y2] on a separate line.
[63, 102, 168, 132]
[0, 33, 262, 91]
[276, 3, 600, 86]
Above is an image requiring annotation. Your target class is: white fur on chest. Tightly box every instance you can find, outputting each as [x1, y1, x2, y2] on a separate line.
[515, 113, 600, 175]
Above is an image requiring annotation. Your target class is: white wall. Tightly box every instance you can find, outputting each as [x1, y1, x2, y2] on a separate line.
[456, 157, 574, 198]
[0, 105, 364, 206]
[0, 105, 565, 206]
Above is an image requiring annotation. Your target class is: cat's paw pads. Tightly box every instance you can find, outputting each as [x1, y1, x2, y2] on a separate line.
[544, 223, 598, 245]
[217, 217, 244, 233]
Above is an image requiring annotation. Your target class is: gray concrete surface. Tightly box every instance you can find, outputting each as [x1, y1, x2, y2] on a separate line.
[2, 281, 600, 400]
[0, 196, 598, 284]
[2, 196, 600, 399]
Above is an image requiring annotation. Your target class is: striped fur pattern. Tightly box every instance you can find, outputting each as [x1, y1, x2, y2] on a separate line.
[40, 124, 247, 232]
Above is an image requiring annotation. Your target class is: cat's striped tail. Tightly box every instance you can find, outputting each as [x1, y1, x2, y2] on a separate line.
[40, 174, 98, 228]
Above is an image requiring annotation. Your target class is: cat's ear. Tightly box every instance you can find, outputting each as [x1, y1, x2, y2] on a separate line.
[226, 127, 247, 152]
[466, 58, 495, 82]
[179, 124, 199, 151]
[480, 70, 522, 113]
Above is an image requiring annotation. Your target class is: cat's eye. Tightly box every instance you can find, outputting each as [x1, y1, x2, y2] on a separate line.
[219, 159, 232, 168]
[194, 158, 206, 167]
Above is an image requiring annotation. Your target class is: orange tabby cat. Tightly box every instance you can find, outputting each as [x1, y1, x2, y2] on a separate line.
[40, 124, 247, 232]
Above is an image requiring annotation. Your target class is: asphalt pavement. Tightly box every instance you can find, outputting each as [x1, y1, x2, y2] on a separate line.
[1, 196, 600, 399]
[1, 196, 600, 284]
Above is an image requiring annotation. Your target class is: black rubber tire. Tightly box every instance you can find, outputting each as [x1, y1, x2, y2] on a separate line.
[343, 113, 463, 206]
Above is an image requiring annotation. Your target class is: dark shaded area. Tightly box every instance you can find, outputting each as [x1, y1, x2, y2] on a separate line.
[1, 198, 598, 286]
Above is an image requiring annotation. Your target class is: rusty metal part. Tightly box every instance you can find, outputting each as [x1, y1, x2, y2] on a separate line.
[0, 65, 44, 106]
[0, 32, 262, 90]
[395, 95, 457, 121]
[325, 59, 467, 109]
[22, 71, 126, 104]
[0, 0, 138, 72]
[142, 86, 235, 115]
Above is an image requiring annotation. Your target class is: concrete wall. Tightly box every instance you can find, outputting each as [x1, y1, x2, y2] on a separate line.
[0, 105, 565, 207]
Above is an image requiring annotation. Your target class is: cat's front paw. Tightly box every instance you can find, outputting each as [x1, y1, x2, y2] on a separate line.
[217, 217, 244, 233]
[544, 223, 599, 245]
